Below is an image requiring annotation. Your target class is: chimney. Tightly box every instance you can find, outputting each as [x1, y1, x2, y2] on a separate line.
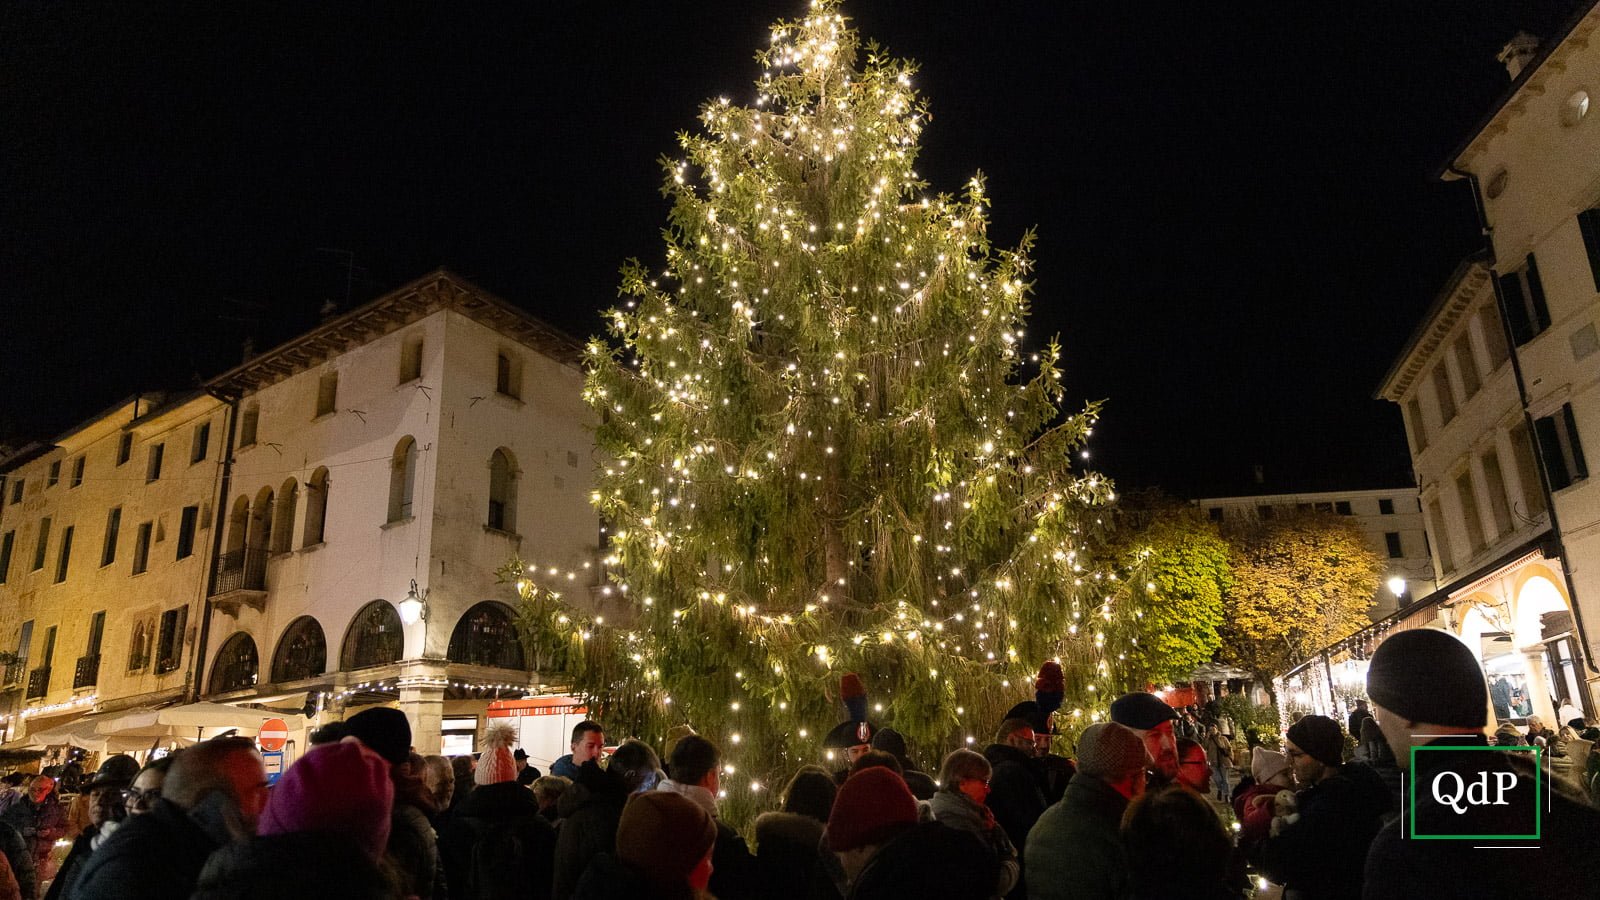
[1498, 31, 1540, 80]
[1253, 464, 1265, 486]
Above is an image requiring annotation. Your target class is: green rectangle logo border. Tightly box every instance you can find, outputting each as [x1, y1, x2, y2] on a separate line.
[1407, 744, 1542, 841]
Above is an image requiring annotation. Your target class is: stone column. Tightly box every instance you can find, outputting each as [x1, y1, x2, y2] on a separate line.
[399, 662, 448, 755]
[1521, 649, 1559, 729]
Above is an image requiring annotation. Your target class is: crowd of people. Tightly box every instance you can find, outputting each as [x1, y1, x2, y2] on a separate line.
[0, 628, 1594, 899]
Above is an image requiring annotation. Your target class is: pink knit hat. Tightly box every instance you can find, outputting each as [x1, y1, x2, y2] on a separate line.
[259, 739, 393, 858]
[475, 722, 518, 786]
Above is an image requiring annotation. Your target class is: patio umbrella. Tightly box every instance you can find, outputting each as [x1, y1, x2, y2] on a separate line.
[94, 701, 306, 743]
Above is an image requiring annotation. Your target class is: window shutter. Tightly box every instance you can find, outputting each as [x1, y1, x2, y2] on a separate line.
[1579, 210, 1600, 292]
[1525, 253, 1551, 333]
[1535, 414, 1570, 489]
[1499, 270, 1532, 345]
[1563, 405, 1589, 481]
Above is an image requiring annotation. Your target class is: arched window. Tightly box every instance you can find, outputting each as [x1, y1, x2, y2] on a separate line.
[341, 600, 404, 670]
[250, 486, 275, 552]
[388, 437, 418, 523]
[272, 479, 298, 554]
[271, 616, 327, 683]
[210, 632, 259, 694]
[488, 449, 516, 532]
[226, 496, 250, 555]
[447, 602, 526, 669]
[303, 468, 329, 546]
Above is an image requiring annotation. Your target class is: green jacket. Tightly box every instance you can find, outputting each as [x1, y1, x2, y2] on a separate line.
[1023, 773, 1129, 900]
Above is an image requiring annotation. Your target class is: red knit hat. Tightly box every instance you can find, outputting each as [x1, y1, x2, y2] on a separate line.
[475, 722, 518, 786]
[259, 739, 394, 859]
[825, 766, 918, 852]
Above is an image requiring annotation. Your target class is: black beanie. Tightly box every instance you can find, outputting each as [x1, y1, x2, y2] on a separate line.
[1286, 715, 1344, 767]
[344, 707, 412, 765]
[1365, 629, 1488, 729]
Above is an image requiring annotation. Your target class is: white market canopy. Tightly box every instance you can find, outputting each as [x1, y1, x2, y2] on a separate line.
[92, 702, 306, 743]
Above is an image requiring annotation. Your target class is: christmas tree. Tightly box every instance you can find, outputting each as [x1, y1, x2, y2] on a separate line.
[511, 0, 1157, 809]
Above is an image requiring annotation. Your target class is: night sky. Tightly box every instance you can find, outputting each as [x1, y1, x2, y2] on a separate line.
[3, 1, 1583, 496]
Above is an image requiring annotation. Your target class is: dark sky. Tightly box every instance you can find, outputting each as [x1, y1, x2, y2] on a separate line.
[2, 1, 1583, 496]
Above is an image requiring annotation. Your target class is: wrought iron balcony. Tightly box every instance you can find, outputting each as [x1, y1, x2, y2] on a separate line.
[209, 548, 269, 613]
[25, 666, 50, 700]
[2, 660, 22, 689]
[73, 654, 100, 689]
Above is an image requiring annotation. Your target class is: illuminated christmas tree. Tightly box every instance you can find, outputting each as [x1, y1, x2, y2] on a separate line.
[511, 0, 1157, 809]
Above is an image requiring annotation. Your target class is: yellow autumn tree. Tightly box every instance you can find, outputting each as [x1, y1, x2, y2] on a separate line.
[1218, 509, 1383, 701]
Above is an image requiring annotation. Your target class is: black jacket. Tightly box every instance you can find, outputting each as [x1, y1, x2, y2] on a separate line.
[752, 812, 843, 900]
[192, 831, 397, 900]
[1261, 762, 1389, 900]
[981, 744, 1047, 855]
[570, 852, 698, 900]
[1362, 735, 1600, 898]
[0, 823, 32, 900]
[848, 821, 995, 900]
[41, 825, 96, 900]
[387, 801, 445, 900]
[439, 781, 555, 900]
[70, 795, 234, 900]
[551, 761, 631, 900]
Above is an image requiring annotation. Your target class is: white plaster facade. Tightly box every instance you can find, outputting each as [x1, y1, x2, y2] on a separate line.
[1194, 488, 1435, 620]
[0, 271, 600, 754]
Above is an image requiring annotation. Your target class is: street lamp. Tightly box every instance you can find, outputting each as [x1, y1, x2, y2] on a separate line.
[1387, 576, 1406, 599]
[399, 579, 430, 625]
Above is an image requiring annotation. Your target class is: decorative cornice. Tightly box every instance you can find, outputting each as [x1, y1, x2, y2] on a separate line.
[207, 269, 585, 396]
[1376, 260, 1493, 401]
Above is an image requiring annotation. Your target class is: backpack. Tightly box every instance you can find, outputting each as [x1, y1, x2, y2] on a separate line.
[466, 814, 554, 900]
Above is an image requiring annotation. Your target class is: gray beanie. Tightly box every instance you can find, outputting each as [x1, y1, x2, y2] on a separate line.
[1076, 722, 1147, 780]
[1366, 629, 1488, 729]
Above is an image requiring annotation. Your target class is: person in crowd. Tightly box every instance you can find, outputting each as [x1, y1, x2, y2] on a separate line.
[0, 821, 31, 900]
[124, 755, 174, 818]
[446, 755, 476, 823]
[1174, 738, 1212, 794]
[71, 736, 267, 900]
[1554, 722, 1582, 759]
[752, 805, 844, 900]
[1204, 722, 1234, 801]
[869, 728, 937, 800]
[1494, 722, 1523, 746]
[928, 749, 1020, 899]
[571, 791, 716, 900]
[344, 707, 413, 767]
[0, 774, 65, 879]
[531, 775, 570, 823]
[1352, 717, 1401, 820]
[1348, 698, 1373, 742]
[307, 721, 351, 745]
[825, 766, 993, 899]
[983, 717, 1048, 866]
[515, 749, 542, 786]
[1122, 785, 1241, 900]
[1524, 714, 1557, 751]
[440, 723, 555, 900]
[1232, 746, 1294, 863]
[781, 766, 837, 824]
[1109, 691, 1180, 786]
[1558, 699, 1583, 728]
[1363, 629, 1600, 896]
[421, 755, 455, 827]
[658, 734, 757, 899]
[551, 721, 605, 778]
[387, 751, 446, 900]
[552, 748, 635, 900]
[824, 674, 877, 782]
[43, 755, 138, 900]
[1025, 721, 1146, 900]
[192, 739, 397, 900]
[1260, 714, 1388, 900]
[848, 750, 903, 779]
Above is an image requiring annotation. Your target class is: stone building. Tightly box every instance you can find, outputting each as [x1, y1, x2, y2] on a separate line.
[0, 270, 601, 755]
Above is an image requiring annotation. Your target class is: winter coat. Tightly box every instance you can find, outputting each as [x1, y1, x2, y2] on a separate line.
[1362, 735, 1600, 898]
[42, 819, 115, 900]
[70, 795, 236, 900]
[570, 852, 702, 900]
[0, 822, 33, 900]
[981, 744, 1047, 857]
[191, 831, 398, 900]
[655, 780, 758, 900]
[387, 801, 445, 900]
[751, 812, 843, 900]
[901, 768, 938, 801]
[1231, 780, 1287, 861]
[1023, 772, 1130, 900]
[551, 761, 631, 900]
[439, 781, 555, 900]
[1205, 731, 1234, 767]
[0, 850, 16, 900]
[848, 821, 995, 900]
[550, 755, 580, 779]
[1034, 755, 1075, 807]
[927, 789, 1020, 899]
[0, 791, 65, 866]
[1261, 762, 1389, 900]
